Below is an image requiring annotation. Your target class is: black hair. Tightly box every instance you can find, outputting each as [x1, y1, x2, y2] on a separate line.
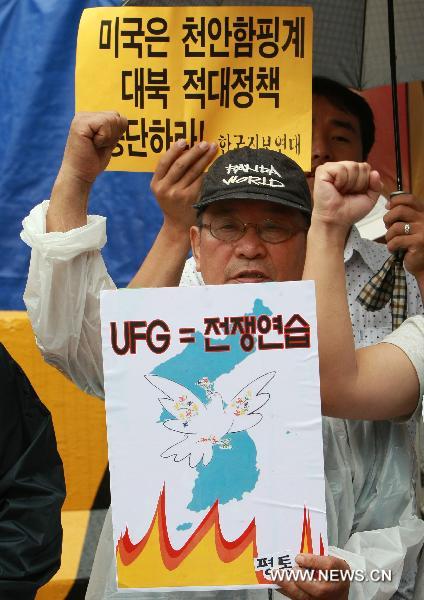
[312, 77, 375, 159]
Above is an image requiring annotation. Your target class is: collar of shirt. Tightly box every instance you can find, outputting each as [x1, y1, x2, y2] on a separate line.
[344, 225, 389, 272]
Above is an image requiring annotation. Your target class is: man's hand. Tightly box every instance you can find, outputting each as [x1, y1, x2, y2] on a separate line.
[60, 111, 128, 184]
[312, 161, 382, 233]
[276, 554, 350, 600]
[384, 193, 424, 278]
[151, 140, 217, 237]
[47, 112, 128, 232]
[127, 140, 217, 288]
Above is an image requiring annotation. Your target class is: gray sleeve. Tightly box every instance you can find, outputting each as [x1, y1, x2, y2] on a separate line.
[381, 315, 424, 420]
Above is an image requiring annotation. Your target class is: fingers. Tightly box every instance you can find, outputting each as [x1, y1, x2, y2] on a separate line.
[296, 553, 339, 570]
[91, 111, 128, 149]
[386, 224, 423, 257]
[333, 161, 366, 194]
[314, 162, 347, 188]
[292, 554, 350, 599]
[384, 194, 424, 264]
[150, 140, 217, 230]
[385, 201, 424, 276]
[180, 143, 218, 187]
[369, 170, 383, 194]
[386, 192, 422, 210]
[70, 111, 127, 149]
[386, 232, 419, 254]
[315, 161, 381, 196]
[384, 202, 423, 229]
[385, 220, 416, 244]
[275, 555, 350, 600]
[62, 111, 128, 184]
[153, 139, 189, 180]
[152, 140, 217, 189]
[296, 553, 351, 575]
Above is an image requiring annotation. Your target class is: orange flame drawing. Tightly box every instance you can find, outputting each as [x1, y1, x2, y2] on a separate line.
[115, 490, 324, 588]
[299, 506, 325, 556]
[116, 486, 267, 587]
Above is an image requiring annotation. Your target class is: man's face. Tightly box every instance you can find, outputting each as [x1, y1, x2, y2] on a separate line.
[190, 199, 307, 285]
[307, 94, 364, 192]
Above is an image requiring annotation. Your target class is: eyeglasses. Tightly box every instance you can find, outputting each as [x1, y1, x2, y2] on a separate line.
[200, 216, 306, 244]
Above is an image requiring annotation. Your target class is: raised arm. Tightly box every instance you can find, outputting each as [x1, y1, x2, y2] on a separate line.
[47, 111, 127, 232]
[303, 161, 420, 420]
[23, 112, 127, 398]
[128, 140, 216, 288]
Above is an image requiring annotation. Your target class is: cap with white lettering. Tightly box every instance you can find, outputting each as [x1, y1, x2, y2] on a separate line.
[194, 147, 312, 215]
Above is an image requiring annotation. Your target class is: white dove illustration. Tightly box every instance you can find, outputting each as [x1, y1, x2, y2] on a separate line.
[145, 372, 276, 468]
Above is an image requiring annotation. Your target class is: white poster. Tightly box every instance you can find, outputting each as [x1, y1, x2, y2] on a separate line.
[100, 281, 326, 591]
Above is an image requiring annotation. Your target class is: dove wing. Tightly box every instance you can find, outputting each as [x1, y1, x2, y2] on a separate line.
[161, 435, 214, 468]
[225, 371, 276, 433]
[144, 374, 206, 434]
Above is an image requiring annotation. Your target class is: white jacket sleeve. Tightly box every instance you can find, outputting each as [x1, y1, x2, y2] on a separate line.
[21, 200, 116, 399]
[323, 409, 424, 600]
[329, 511, 424, 599]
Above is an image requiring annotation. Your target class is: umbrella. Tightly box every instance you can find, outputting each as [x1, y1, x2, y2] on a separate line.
[125, 0, 423, 89]
[125, 0, 424, 189]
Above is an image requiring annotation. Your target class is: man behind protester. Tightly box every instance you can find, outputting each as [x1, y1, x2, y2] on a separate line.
[22, 102, 423, 597]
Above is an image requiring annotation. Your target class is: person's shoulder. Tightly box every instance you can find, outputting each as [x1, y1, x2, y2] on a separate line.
[386, 315, 424, 344]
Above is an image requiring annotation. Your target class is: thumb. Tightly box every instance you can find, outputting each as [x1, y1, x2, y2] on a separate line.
[369, 170, 383, 195]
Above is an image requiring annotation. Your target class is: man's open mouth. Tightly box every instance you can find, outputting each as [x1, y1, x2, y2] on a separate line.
[233, 271, 270, 282]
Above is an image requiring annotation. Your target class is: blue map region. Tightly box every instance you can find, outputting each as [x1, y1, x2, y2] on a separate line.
[176, 522, 193, 531]
[151, 299, 271, 523]
[187, 432, 259, 511]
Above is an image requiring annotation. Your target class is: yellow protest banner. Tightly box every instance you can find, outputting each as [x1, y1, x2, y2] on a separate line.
[76, 7, 312, 172]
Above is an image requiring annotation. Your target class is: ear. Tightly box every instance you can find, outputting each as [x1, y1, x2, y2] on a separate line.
[190, 226, 202, 272]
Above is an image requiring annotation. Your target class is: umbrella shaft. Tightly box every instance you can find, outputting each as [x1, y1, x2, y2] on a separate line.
[387, 0, 403, 191]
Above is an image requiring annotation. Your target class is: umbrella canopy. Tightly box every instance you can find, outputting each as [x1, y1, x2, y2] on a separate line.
[125, 0, 424, 90]
[125, 0, 423, 188]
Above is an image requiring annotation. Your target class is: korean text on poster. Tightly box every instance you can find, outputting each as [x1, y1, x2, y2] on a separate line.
[76, 6, 312, 171]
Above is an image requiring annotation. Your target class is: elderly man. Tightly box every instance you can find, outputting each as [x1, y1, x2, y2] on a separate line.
[22, 109, 423, 599]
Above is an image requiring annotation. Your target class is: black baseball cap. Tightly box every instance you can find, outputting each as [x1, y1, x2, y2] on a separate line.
[194, 147, 312, 215]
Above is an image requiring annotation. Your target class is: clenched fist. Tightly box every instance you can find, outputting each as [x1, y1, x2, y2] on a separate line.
[47, 111, 127, 232]
[61, 111, 128, 184]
